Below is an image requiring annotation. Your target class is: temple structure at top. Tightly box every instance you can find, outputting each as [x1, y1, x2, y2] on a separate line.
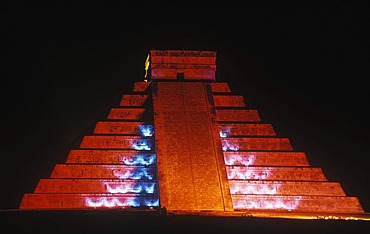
[20, 50, 365, 215]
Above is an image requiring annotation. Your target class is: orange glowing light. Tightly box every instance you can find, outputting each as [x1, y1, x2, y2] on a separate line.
[144, 53, 150, 80]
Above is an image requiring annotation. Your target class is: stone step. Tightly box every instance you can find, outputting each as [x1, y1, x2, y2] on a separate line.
[34, 179, 158, 194]
[50, 164, 157, 180]
[93, 121, 153, 136]
[226, 166, 327, 181]
[223, 151, 309, 166]
[231, 195, 364, 213]
[219, 123, 276, 137]
[213, 95, 246, 107]
[216, 109, 261, 122]
[222, 137, 293, 151]
[80, 136, 153, 150]
[66, 150, 156, 165]
[20, 193, 159, 209]
[107, 108, 146, 120]
[210, 83, 231, 93]
[133, 82, 150, 92]
[119, 94, 148, 107]
[229, 180, 345, 196]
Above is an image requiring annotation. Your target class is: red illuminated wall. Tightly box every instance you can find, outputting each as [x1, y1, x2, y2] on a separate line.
[19, 50, 365, 214]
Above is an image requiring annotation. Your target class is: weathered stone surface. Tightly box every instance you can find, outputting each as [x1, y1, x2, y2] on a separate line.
[20, 194, 158, 209]
[219, 123, 276, 136]
[229, 181, 345, 196]
[221, 137, 293, 151]
[66, 149, 155, 165]
[93, 121, 143, 135]
[210, 83, 231, 93]
[133, 82, 150, 92]
[226, 166, 327, 181]
[216, 109, 261, 122]
[50, 164, 157, 179]
[213, 95, 246, 107]
[120, 94, 148, 106]
[231, 195, 364, 213]
[35, 179, 158, 194]
[223, 151, 309, 166]
[107, 108, 146, 120]
[80, 136, 152, 150]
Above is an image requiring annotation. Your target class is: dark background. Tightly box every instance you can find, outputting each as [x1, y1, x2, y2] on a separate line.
[1, 0, 369, 216]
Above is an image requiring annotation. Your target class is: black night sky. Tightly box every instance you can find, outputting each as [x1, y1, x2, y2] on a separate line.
[1, 0, 369, 218]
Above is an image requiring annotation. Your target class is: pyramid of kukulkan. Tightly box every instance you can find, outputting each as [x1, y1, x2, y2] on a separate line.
[20, 50, 365, 215]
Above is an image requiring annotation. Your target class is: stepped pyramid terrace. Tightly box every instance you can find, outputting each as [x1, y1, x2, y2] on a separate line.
[19, 49, 367, 220]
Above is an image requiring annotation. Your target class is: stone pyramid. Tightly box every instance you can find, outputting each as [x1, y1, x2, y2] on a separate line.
[20, 50, 364, 215]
